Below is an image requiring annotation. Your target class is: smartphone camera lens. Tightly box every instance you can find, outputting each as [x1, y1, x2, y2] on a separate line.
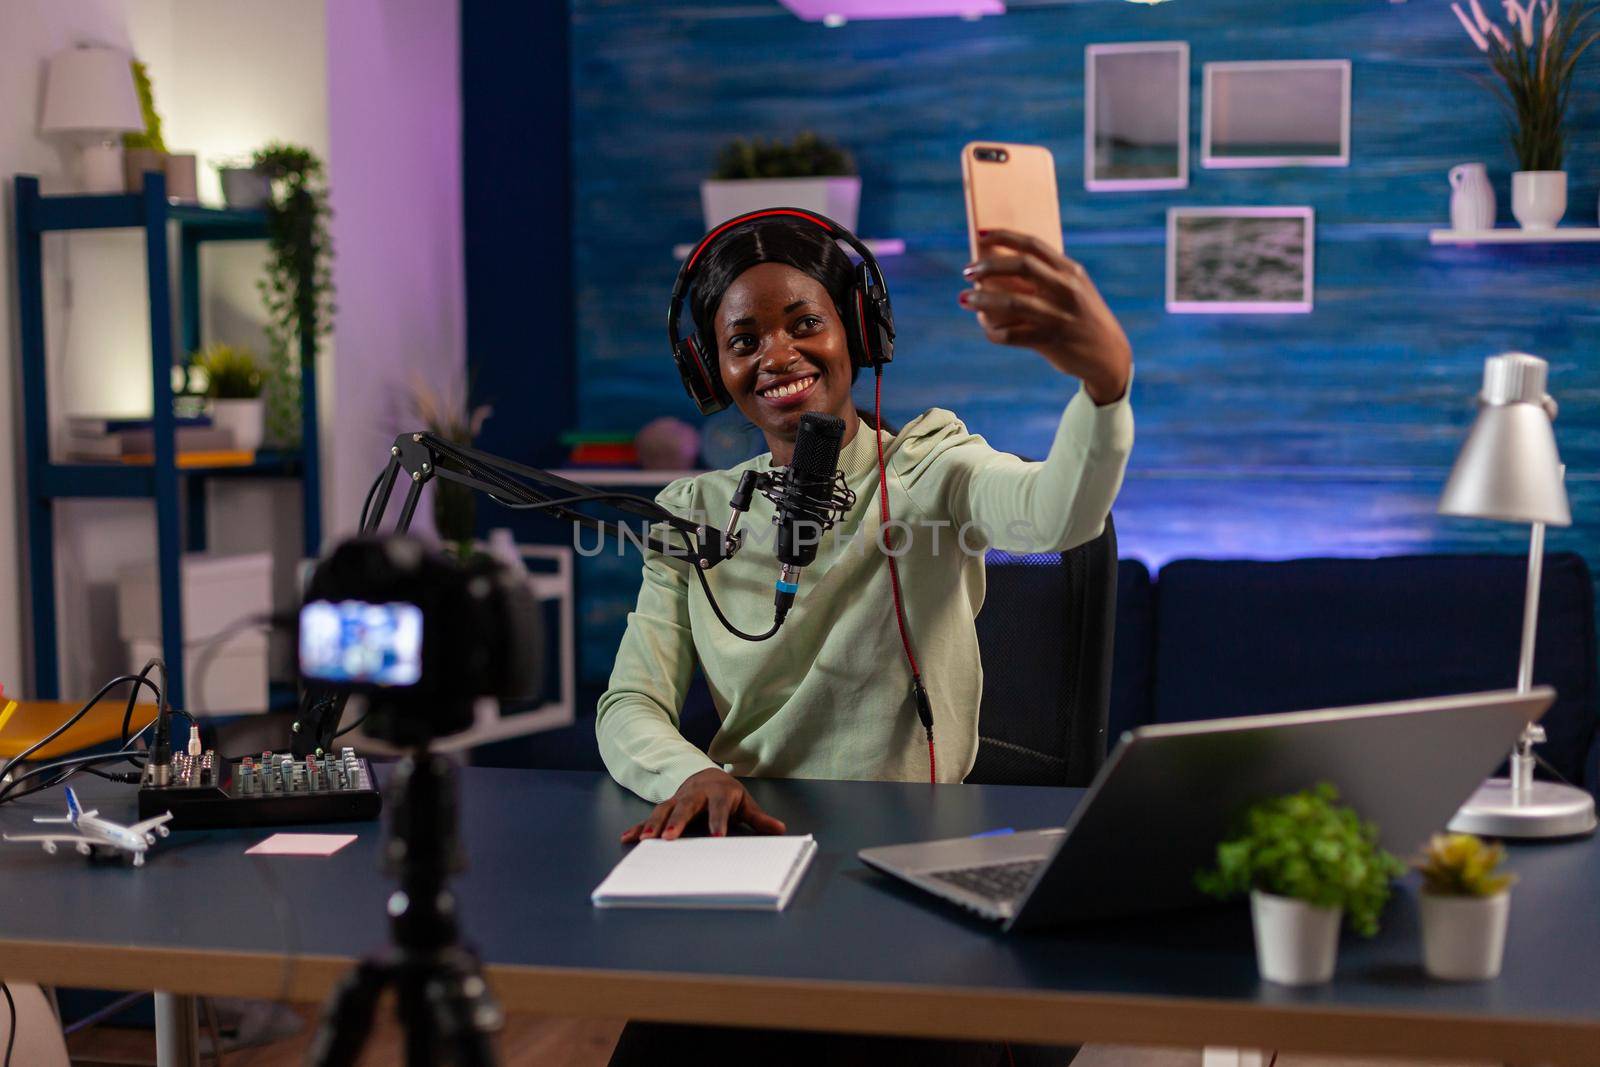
[974, 147, 1008, 163]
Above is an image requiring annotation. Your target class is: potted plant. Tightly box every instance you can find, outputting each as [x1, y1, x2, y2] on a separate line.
[1196, 783, 1403, 986]
[191, 343, 265, 453]
[701, 132, 860, 231]
[1414, 833, 1517, 981]
[1449, 0, 1598, 229]
[217, 157, 274, 209]
[252, 143, 334, 447]
[121, 59, 167, 192]
[406, 374, 493, 560]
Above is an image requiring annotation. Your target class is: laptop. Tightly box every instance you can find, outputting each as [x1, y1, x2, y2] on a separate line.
[858, 689, 1552, 932]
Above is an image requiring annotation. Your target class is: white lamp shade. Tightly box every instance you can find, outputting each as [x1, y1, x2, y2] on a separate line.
[1439, 353, 1571, 527]
[40, 46, 142, 134]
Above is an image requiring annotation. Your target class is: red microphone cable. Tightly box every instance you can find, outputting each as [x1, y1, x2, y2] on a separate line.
[873, 365, 936, 783]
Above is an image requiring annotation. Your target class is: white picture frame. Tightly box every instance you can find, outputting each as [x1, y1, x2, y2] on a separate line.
[1166, 207, 1315, 314]
[1085, 41, 1190, 192]
[1201, 60, 1351, 169]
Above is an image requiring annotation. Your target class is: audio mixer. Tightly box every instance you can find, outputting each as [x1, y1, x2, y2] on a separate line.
[138, 746, 382, 829]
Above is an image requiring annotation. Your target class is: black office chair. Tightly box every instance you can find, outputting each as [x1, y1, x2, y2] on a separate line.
[967, 514, 1118, 788]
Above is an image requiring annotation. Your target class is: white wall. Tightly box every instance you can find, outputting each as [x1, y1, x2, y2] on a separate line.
[325, 0, 465, 545]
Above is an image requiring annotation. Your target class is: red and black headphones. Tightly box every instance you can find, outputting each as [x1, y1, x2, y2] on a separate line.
[666, 208, 940, 783]
[667, 208, 896, 415]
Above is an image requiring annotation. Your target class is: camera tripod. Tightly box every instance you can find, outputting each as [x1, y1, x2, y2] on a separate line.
[307, 749, 502, 1066]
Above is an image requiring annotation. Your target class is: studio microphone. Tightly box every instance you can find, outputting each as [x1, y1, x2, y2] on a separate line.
[770, 412, 853, 623]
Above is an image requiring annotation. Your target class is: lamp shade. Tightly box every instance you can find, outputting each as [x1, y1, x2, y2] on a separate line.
[1439, 353, 1571, 527]
[40, 46, 142, 134]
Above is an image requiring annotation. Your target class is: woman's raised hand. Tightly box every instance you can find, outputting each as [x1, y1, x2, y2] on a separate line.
[959, 229, 1132, 405]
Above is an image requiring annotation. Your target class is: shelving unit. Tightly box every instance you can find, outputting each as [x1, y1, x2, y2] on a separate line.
[1429, 227, 1600, 245]
[14, 173, 323, 708]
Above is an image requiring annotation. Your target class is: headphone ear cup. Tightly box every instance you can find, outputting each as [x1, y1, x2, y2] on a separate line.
[853, 262, 895, 369]
[673, 336, 730, 415]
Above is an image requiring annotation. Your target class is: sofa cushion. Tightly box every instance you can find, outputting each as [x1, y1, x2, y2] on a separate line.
[1152, 554, 1598, 789]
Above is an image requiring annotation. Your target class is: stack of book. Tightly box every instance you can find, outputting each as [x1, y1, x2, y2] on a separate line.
[66, 414, 251, 467]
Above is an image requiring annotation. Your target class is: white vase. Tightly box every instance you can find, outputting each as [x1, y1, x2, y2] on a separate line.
[700, 176, 862, 232]
[1449, 163, 1496, 232]
[1419, 890, 1511, 981]
[210, 398, 265, 454]
[1511, 171, 1567, 231]
[1250, 890, 1341, 985]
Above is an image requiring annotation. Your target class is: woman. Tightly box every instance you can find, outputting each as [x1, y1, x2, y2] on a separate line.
[599, 214, 1131, 836]
[597, 218, 1132, 1065]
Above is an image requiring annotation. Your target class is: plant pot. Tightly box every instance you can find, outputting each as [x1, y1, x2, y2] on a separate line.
[1512, 171, 1567, 231]
[700, 176, 861, 232]
[1250, 890, 1341, 985]
[220, 166, 273, 209]
[210, 398, 265, 454]
[164, 153, 198, 203]
[1419, 890, 1511, 981]
[124, 148, 168, 193]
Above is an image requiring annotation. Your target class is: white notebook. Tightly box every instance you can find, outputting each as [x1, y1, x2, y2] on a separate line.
[591, 834, 818, 911]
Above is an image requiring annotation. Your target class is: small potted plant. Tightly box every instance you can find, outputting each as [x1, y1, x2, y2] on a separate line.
[406, 374, 492, 560]
[1197, 783, 1403, 985]
[701, 132, 860, 231]
[1449, 0, 1599, 229]
[1414, 833, 1517, 981]
[217, 157, 274, 209]
[190, 343, 265, 453]
[121, 59, 167, 192]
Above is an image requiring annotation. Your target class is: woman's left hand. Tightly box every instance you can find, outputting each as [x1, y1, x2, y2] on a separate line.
[959, 229, 1132, 406]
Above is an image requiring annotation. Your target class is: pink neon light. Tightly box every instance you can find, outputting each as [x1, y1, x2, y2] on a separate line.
[779, 0, 1004, 20]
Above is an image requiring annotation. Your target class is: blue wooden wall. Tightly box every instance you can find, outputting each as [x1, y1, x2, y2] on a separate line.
[556, 0, 1600, 682]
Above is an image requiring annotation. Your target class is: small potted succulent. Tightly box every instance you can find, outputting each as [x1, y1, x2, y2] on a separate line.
[701, 132, 860, 231]
[1197, 783, 1404, 985]
[1414, 833, 1517, 981]
[190, 343, 265, 453]
[406, 374, 492, 560]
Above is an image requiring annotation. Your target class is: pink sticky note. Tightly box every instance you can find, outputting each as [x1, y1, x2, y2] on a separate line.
[246, 833, 357, 857]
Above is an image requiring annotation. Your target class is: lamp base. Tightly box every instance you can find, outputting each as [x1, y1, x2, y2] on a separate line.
[79, 141, 125, 194]
[1447, 777, 1598, 839]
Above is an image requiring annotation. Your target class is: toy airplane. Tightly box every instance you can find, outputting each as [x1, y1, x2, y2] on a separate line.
[3, 786, 172, 866]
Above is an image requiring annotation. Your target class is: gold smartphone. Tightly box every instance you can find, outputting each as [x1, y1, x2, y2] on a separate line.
[961, 141, 1064, 262]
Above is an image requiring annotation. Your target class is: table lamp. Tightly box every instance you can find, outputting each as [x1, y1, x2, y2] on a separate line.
[1439, 352, 1598, 838]
[40, 45, 143, 194]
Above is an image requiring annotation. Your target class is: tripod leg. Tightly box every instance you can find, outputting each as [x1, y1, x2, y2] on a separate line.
[419, 963, 501, 1067]
[307, 959, 389, 1067]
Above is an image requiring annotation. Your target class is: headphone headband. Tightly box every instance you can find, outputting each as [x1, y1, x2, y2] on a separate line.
[667, 208, 895, 415]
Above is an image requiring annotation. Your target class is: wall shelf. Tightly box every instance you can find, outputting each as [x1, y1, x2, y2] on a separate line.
[672, 237, 905, 260]
[549, 467, 704, 487]
[14, 174, 323, 708]
[1430, 227, 1600, 245]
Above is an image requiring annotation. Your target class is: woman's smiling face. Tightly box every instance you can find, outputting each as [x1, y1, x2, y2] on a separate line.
[714, 262, 858, 454]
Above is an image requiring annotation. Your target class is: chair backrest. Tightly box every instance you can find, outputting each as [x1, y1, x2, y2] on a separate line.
[968, 515, 1118, 787]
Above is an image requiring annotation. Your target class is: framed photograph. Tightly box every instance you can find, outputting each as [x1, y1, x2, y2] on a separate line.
[1201, 60, 1351, 168]
[1166, 207, 1315, 314]
[1085, 41, 1190, 191]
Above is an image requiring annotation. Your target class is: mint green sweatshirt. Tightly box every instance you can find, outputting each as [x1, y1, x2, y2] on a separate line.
[596, 384, 1134, 803]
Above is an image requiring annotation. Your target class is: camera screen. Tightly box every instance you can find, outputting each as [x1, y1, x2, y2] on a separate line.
[300, 600, 423, 686]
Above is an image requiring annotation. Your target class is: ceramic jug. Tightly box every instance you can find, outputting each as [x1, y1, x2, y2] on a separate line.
[1450, 163, 1496, 232]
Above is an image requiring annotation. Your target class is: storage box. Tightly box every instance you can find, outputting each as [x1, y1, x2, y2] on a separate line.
[129, 630, 268, 717]
[117, 552, 273, 643]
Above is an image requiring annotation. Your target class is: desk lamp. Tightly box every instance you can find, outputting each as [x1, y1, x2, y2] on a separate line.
[40, 46, 142, 194]
[1439, 352, 1598, 838]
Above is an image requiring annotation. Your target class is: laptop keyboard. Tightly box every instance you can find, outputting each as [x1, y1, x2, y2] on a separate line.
[928, 859, 1044, 904]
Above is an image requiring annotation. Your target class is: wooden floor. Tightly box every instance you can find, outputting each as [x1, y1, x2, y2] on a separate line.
[63, 1006, 1496, 1067]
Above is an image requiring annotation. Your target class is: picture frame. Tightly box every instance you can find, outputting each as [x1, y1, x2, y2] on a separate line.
[1085, 41, 1190, 191]
[1201, 60, 1351, 169]
[1166, 207, 1315, 314]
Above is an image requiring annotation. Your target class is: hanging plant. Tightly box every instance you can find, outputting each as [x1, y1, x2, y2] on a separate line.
[252, 142, 335, 447]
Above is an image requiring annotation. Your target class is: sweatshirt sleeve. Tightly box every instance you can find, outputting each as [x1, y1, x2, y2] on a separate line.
[894, 378, 1134, 554]
[594, 478, 722, 803]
